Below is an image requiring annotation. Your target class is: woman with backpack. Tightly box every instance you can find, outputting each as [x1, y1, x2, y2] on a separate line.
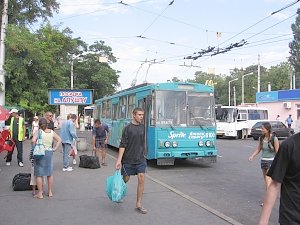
[248, 122, 280, 206]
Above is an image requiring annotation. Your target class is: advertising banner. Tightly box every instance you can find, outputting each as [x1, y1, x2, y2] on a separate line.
[256, 91, 278, 103]
[48, 89, 93, 105]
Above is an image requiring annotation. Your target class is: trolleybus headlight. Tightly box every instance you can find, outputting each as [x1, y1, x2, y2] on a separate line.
[172, 141, 178, 148]
[164, 141, 171, 148]
[205, 140, 211, 147]
[198, 141, 204, 147]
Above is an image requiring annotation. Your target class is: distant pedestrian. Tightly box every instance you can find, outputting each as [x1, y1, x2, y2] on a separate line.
[285, 114, 293, 128]
[248, 122, 279, 206]
[60, 114, 79, 172]
[66, 113, 78, 165]
[92, 119, 109, 166]
[6, 109, 26, 167]
[32, 118, 61, 199]
[259, 132, 300, 225]
[29, 115, 39, 195]
[45, 111, 55, 130]
[276, 115, 280, 121]
[31, 116, 39, 138]
[115, 107, 148, 214]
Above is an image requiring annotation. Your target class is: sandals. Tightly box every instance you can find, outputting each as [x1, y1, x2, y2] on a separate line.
[101, 162, 107, 166]
[33, 194, 44, 199]
[136, 206, 147, 214]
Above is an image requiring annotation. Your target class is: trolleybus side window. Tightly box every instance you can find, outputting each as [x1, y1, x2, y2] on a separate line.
[127, 95, 136, 117]
[106, 100, 112, 119]
[119, 96, 127, 119]
[101, 101, 107, 118]
[112, 103, 118, 120]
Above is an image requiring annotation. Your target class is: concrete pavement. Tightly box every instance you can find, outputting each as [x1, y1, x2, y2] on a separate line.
[0, 130, 236, 225]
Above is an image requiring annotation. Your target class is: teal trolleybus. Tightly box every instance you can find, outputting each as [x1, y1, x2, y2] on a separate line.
[94, 82, 217, 165]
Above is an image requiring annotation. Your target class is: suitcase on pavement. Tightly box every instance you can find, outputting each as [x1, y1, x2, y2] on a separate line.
[12, 173, 32, 191]
[79, 155, 100, 169]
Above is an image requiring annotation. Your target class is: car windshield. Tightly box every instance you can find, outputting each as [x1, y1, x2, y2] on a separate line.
[253, 122, 263, 128]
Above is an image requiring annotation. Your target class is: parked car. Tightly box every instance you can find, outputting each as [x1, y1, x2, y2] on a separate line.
[251, 121, 294, 140]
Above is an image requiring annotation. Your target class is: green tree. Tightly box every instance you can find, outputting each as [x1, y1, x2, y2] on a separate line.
[188, 71, 227, 105]
[5, 23, 77, 112]
[0, 0, 59, 27]
[289, 8, 300, 88]
[73, 41, 119, 100]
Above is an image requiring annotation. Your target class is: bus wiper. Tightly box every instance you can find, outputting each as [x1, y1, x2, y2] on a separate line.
[168, 122, 175, 130]
[194, 119, 204, 129]
[189, 110, 204, 129]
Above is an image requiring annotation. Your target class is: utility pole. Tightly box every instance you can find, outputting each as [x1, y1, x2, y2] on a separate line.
[70, 58, 74, 89]
[257, 54, 260, 93]
[0, 0, 8, 106]
[293, 70, 296, 89]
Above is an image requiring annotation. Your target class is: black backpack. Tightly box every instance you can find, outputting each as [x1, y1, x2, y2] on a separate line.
[12, 173, 32, 191]
[259, 133, 276, 151]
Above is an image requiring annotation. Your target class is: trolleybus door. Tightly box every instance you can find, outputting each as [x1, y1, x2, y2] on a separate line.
[138, 97, 150, 157]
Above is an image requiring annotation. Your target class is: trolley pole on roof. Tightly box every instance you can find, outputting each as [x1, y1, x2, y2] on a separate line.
[0, 0, 8, 106]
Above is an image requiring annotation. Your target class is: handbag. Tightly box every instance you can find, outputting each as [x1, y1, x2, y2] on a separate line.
[33, 130, 46, 156]
[70, 148, 75, 157]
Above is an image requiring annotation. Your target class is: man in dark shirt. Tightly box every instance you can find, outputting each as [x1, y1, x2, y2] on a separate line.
[259, 132, 300, 225]
[45, 111, 54, 130]
[115, 107, 147, 214]
[92, 119, 109, 166]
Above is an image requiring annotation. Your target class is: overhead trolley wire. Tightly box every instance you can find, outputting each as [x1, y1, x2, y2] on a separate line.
[219, 0, 300, 46]
[138, 0, 176, 36]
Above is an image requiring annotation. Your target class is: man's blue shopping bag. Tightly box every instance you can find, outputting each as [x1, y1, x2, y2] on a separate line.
[106, 170, 127, 202]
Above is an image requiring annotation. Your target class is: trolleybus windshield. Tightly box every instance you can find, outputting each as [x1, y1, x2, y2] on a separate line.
[155, 90, 215, 127]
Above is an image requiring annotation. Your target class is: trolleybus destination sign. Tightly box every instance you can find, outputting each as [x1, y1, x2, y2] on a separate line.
[48, 89, 93, 105]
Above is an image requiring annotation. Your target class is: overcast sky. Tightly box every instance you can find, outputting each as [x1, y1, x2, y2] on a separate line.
[50, 0, 298, 89]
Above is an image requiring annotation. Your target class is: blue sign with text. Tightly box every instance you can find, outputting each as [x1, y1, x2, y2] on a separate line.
[256, 91, 278, 103]
[48, 89, 93, 105]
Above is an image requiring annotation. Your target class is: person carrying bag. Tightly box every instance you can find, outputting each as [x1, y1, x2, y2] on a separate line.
[31, 118, 61, 199]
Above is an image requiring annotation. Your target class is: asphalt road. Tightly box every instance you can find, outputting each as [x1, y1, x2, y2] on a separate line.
[0, 131, 279, 225]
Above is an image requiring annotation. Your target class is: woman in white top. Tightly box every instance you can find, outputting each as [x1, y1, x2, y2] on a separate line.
[32, 118, 61, 199]
[31, 116, 39, 138]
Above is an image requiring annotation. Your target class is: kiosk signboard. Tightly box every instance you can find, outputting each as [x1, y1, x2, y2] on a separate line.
[48, 89, 93, 105]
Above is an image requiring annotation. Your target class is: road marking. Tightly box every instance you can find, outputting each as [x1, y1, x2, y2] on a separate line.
[107, 153, 242, 225]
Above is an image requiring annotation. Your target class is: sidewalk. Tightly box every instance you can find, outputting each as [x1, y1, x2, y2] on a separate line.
[0, 130, 231, 225]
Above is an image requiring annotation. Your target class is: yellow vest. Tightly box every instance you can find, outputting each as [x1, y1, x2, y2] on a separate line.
[10, 117, 25, 141]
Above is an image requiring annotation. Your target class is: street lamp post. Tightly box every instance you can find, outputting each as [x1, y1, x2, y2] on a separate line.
[242, 72, 254, 105]
[228, 78, 238, 106]
[233, 86, 236, 106]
